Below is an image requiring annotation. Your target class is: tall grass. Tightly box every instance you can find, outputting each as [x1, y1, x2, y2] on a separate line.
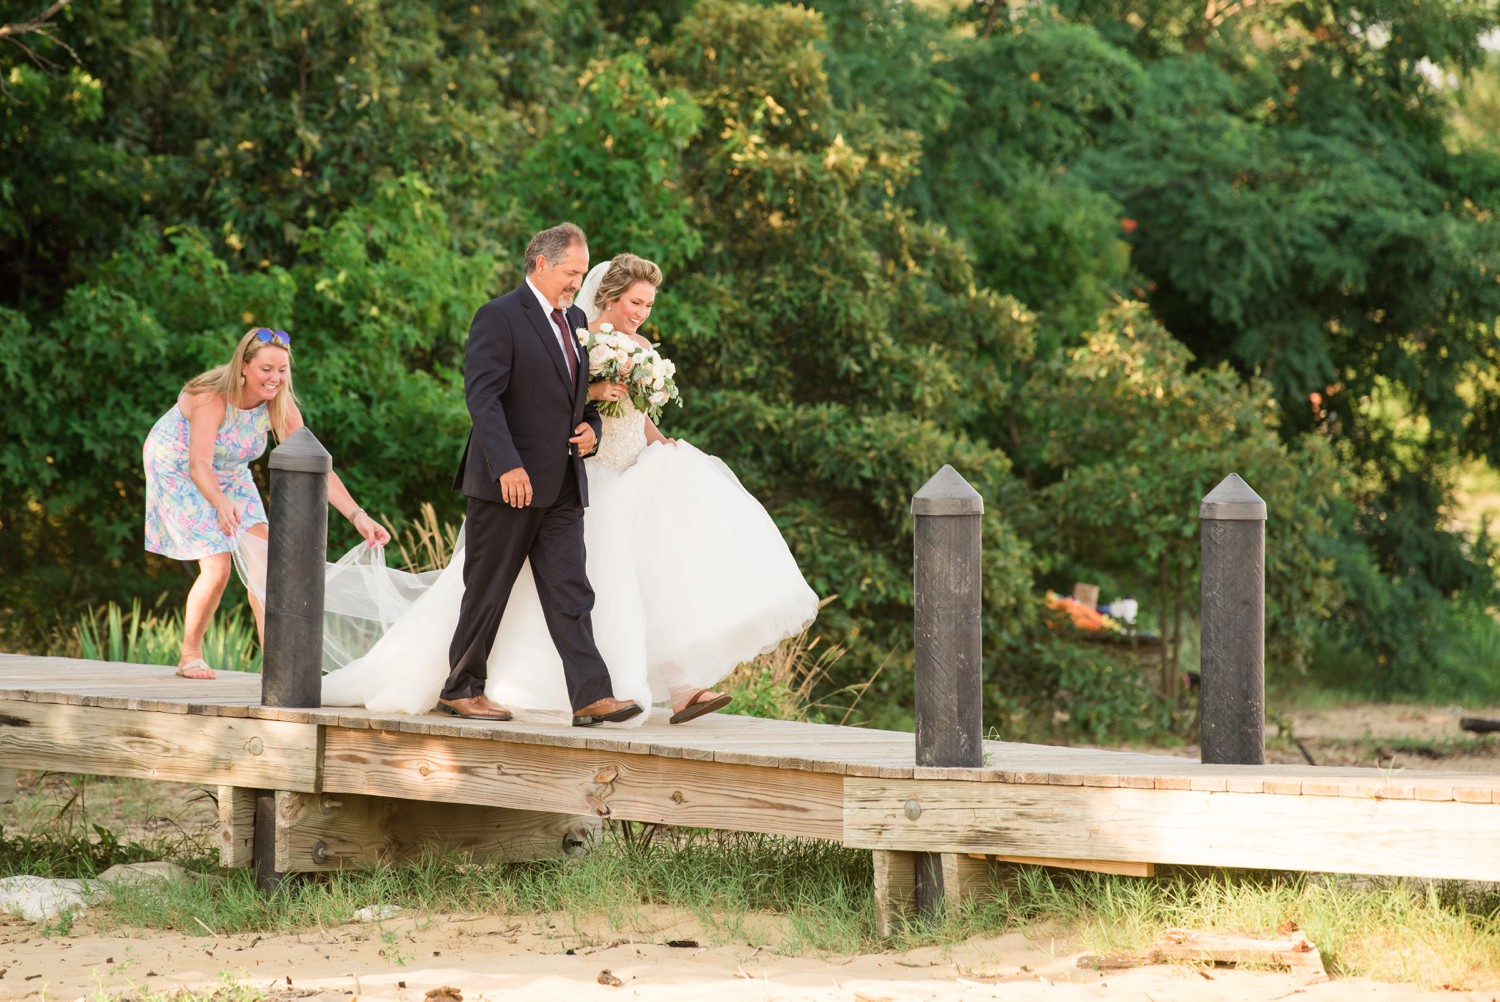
[1308, 602, 1500, 705]
[390, 501, 460, 573]
[94, 829, 877, 954]
[71, 598, 260, 673]
[1433, 603, 1500, 702]
[0, 825, 162, 879]
[721, 627, 847, 723]
[720, 601, 884, 725]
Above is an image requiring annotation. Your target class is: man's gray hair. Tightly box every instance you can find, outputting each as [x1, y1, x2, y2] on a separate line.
[525, 222, 587, 274]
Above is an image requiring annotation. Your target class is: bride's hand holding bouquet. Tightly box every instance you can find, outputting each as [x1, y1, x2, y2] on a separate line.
[579, 323, 683, 422]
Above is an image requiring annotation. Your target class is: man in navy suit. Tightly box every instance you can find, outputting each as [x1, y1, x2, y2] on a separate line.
[441, 222, 640, 726]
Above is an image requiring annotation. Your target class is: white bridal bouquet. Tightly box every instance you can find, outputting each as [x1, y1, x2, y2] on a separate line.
[577, 323, 683, 421]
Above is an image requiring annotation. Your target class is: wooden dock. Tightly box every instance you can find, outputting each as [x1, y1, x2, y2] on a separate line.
[4, 654, 1500, 926]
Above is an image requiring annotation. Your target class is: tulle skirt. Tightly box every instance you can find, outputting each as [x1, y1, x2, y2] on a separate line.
[318, 441, 818, 723]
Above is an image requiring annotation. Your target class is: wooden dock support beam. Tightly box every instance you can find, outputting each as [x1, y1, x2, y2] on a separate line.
[253, 791, 285, 892]
[221, 787, 599, 871]
[873, 849, 991, 936]
[219, 785, 257, 868]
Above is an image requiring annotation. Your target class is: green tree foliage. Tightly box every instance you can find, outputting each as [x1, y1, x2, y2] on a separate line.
[895, 0, 1500, 683]
[0, 63, 130, 304]
[1454, 51, 1500, 152]
[815, 2, 1139, 347]
[1014, 304, 1345, 685]
[1, 0, 600, 297]
[648, 1, 1047, 720]
[508, 52, 704, 272]
[1061, 1, 1500, 676]
[0, 177, 497, 622]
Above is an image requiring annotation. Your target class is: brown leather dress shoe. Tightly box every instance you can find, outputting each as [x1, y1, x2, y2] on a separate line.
[436, 694, 513, 720]
[572, 696, 642, 727]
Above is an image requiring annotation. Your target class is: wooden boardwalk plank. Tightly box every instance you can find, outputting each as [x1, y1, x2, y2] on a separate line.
[0, 698, 319, 791]
[844, 778, 1500, 881]
[322, 729, 844, 839]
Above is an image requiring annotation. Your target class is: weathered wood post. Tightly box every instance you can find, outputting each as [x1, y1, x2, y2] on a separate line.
[911, 465, 984, 920]
[262, 427, 330, 709]
[1199, 473, 1266, 765]
[256, 427, 331, 891]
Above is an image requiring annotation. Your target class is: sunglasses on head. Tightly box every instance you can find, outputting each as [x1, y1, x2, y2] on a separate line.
[252, 328, 291, 346]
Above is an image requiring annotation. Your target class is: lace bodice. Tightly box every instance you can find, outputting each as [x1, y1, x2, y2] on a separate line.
[590, 403, 648, 473]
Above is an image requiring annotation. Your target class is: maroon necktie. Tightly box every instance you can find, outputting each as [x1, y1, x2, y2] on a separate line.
[550, 308, 578, 385]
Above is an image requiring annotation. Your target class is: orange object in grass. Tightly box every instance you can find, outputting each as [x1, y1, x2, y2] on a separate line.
[1045, 591, 1110, 632]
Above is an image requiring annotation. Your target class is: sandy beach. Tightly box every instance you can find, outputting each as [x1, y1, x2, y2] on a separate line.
[2, 906, 1495, 1002]
[5, 704, 1499, 1001]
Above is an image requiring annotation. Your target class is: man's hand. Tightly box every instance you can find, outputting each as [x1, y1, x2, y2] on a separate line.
[499, 467, 533, 507]
[570, 422, 597, 456]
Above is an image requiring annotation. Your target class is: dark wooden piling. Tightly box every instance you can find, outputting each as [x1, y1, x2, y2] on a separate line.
[256, 428, 332, 891]
[911, 464, 984, 920]
[1198, 473, 1266, 766]
[261, 427, 331, 710]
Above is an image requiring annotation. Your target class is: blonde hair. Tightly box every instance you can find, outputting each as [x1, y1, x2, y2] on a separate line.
[593, 253, 663, 314]
[182, 328, 298, 438]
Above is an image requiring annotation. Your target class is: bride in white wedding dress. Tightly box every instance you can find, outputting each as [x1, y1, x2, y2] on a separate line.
[319, 253, 820, 724]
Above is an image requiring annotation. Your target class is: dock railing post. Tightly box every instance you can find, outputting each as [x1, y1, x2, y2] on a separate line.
[911, 465, 984, 921]
[1198, 473, 1266, 766]
[262, 427, 331, 709]
[256, 427, 331, 892]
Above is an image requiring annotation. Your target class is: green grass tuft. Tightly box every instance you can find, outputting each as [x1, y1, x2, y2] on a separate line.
[69, 598, 260, 673]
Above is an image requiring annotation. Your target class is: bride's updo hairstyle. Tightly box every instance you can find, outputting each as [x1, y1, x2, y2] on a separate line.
[593, 253, 663, 315]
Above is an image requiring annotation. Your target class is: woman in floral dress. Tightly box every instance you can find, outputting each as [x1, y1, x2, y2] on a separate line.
[142, 327, 390, 678]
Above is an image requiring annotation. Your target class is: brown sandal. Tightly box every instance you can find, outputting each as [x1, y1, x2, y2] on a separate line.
[669, 689, 731, 724]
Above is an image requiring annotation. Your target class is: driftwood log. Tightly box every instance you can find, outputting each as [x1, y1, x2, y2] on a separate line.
[1078, 927, 1327, 985]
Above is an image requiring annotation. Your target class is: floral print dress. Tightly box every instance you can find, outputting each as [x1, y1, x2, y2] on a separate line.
[143, 399, 270, 560]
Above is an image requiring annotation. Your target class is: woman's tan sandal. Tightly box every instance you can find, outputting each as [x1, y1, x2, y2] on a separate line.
[669, 689, 731, 724]
[175, 658, 216, 680]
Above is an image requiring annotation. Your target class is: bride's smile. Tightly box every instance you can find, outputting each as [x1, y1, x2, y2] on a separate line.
[600, 281, 656, 336]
